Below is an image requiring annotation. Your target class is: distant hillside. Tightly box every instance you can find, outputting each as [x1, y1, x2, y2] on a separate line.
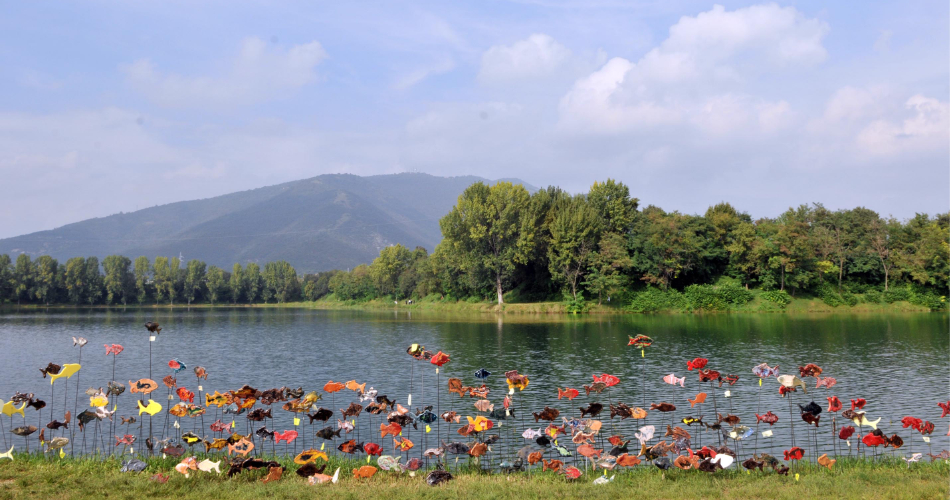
[0, 173, 536, 273]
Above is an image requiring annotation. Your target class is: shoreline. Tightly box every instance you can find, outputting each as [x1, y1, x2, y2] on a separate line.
[0, 297, 935, 315]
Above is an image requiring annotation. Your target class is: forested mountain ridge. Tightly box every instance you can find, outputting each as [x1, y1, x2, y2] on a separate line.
[0, 173, 534, 273]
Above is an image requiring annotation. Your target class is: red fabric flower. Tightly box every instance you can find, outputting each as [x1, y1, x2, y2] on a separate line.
[827, 396, 842, 413]
[862, 432, 886, 447]
[430, 351, 450, 367]
[902, 416, 923, 431]
[783, 447, 804, 460]
[838, 426, 855, 440]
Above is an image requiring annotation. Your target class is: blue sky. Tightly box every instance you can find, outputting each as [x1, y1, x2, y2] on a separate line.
[0, 1, 947, 238]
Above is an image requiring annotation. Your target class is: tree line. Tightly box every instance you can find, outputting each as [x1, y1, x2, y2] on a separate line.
[1, 179, 946, 310]
[0, 255, 302, 306]
[334, 180, 948, 309]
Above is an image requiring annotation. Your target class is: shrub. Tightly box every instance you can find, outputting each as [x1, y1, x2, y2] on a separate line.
[626, 287, 688, 313]
[863, 290, 882, 303]
[818, 283, 844, 308]
[562, 292, 589, 314]
[761, 290, 791, 309]
[883, 287, 911, 303]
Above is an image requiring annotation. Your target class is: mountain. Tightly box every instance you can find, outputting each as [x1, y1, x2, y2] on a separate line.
[0, 173, 536, 273]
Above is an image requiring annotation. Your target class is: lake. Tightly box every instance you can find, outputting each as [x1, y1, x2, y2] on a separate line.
[0, 308, 946, 467]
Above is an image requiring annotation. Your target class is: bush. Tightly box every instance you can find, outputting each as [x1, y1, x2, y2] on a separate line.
[562, 292, 589, 314]
[683, 284, 752, 311]
[840, 289, 858, 307]
[761, 290, 791, 309]
[883, 287, 911, 303]
[818, 283, 844, 308]
[465, 296, 483, 304]
[907, 285, 948, 311]
[863, 290, 882, 303]
[626, 287, 688, 313]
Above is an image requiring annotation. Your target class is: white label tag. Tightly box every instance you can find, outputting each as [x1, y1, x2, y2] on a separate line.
[923, 436, 931, 443]
[407, 395, 412, 406]
[723, 390, 731, 398]
[508, 388, 514, 395]
[198, 386, 203, 392]
[149, 336, 156, 342]
[761, 430, 773, 437]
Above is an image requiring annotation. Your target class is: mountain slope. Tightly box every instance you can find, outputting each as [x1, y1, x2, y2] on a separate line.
[0, 173, 536, 273]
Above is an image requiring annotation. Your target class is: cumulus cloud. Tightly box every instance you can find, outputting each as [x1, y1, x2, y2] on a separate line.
[478, 34, 573, 84]
[558, 3, 828, 134]
[856, 94, 949, 156]
[123, 37, 327, 108]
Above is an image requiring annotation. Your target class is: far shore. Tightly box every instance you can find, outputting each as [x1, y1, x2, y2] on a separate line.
[0, 296, 934, 315]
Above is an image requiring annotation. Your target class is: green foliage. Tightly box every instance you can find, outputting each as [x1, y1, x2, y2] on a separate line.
[329, 264, 375, 301]
[682, 284, 754, 311]
[862, 289, 882, 303]
[760, 290, 792, 309]
[1, 181, 947, 313]
[562, 291, 589, 314]
[439, 181, 536, 304]
[625, 287, 689, 313]
[883, 287, 911, 303]
[818, 283, 845, 308]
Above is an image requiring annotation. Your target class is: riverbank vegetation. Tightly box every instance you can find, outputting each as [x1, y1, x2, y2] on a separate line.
[1, 180, 946, 313]
[0, 454, 945, 500]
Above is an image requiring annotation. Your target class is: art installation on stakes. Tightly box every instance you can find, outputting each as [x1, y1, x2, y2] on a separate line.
[0, 320, 943, 488]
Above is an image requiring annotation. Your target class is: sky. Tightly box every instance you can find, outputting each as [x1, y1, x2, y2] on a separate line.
[0, 0, 947, 239]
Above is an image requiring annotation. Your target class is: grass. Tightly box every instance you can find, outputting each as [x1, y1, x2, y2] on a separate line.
[1, 294, 935, 316]
[0, 454, 946, 500]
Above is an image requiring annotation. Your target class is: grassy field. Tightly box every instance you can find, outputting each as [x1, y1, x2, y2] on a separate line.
[0, 454, 945, 500]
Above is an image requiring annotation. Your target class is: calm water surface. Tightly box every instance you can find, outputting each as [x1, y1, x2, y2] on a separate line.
[0, 309, 946, 465]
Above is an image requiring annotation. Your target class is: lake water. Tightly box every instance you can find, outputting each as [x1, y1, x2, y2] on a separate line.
[0, 308, 946, 468]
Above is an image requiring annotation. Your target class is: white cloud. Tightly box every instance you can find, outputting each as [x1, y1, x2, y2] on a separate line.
[857, 94, 949, 156]
[123, 37, 327, 108]
[478, 34, 573, 84]
[558, 3, 828, 134]
[393, 57, 456, 90]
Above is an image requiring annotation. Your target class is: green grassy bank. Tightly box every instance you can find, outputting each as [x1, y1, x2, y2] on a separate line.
[0, 455, 945, 500]
[2, 292, 936, 315]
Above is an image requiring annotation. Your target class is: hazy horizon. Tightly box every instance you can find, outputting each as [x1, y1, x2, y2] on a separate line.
[1, 1, 947, 239]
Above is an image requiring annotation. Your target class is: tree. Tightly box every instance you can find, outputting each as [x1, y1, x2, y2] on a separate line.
[263, 261, 300, 304]
[439, 181, 536, 304]
[329, 265, 375, 300]
[244, 263, 262, 304]
[229, 264, 245, 303]
[370, 244, 413, 298]
[183, 260, 207, 305]
[547, 195, 602, 300]
[168, 257, 182, 305]
[584, 232, 633, 304]
[152, 257, 171, 303]
[587, 179, 638, 234]
[33, 255, 59, 305]
[103, 255, 134, 305]
[63, 257, 86, 305]
[0, 254, 12, 303]
[724, 221, 762, 287]
[13, 254, 34, 304]
[133, 256, 151, 304]
[205, 266, 226, 304]
[629, 207, 704, 290]
[897, 213, 950, 293]
[84, 257, 103, 305]
[866, 217, 902, 291]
